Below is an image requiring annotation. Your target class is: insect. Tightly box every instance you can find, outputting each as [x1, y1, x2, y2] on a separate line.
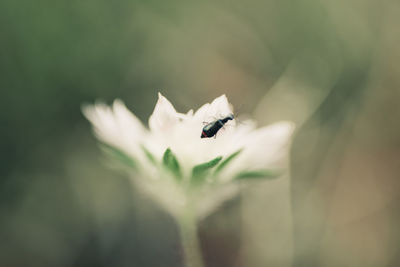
[201, 114, 234, 138]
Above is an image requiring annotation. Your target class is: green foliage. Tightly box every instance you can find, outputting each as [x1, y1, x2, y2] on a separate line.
[191, 156, 223, 185]
[214, 149, 243, 175]
[235, 170, 281, 180]
[141, 145, 157, 165]
[162, 148, 182, 180]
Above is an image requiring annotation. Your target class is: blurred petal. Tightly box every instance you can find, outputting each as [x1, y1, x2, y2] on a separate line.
[220, 121, 295, 180]
[82, 100, 146, 159]
[245, 121, 295, 168]
[82, 102, 118, 145]
[112, 99, 146, 139]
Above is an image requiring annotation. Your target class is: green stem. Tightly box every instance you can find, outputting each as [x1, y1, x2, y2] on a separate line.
[178, 204, 205, 267]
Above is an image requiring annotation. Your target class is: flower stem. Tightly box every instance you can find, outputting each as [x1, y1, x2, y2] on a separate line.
[178, 204, 205, 267]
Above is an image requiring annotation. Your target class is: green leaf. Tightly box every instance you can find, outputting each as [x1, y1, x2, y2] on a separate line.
[214, 149, 243, 175]
[235, 170, 282, 180]
[100, 143, 136, 169]
[141, 145, 157, 165]
[192, 156, 223, 184]
[162, 148, 182, 180]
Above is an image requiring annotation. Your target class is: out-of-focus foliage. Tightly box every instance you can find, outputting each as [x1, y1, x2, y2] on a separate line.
[0, 0, 399, 266]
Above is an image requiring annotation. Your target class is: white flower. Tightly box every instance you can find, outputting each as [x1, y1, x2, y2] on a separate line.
[82, 93, 294, 220]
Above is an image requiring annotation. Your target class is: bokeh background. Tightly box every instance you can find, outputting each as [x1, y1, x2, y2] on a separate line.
[1, 0, 399, 266]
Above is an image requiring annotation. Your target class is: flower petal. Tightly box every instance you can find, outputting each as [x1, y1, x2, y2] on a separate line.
[244, 121, 295, 169]
[194, 94, 234, 122]
[210, 94, 234, 117]
[82, 100, 146, 160]
[112, 99, 147, 139]
[148, 93, 180, 132]
[219, 121, 295, 180]
[82, 102, 119, 146]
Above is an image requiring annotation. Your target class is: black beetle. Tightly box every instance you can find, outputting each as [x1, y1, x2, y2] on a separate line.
[201, 114, 234, 138]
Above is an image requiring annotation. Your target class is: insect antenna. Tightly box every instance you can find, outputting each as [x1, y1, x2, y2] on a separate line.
[231, 104, 254, 127]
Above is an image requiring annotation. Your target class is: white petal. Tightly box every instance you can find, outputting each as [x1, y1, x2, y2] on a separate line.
[193, 103, 211, 121]
[220, 121, 295, 180]
[82, 102, 119, 145]
[176, 109, 194, 120]
[82, 100, 147, 159]
[210, 94, 234, 116]
[112, 99, 147, 142]
[148, 93, 179, 132]
[194, 94, 234, 122]
[244, 121, 295, 169]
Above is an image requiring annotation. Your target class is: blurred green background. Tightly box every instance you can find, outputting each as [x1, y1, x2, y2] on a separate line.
[1, 0, 399, 266]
